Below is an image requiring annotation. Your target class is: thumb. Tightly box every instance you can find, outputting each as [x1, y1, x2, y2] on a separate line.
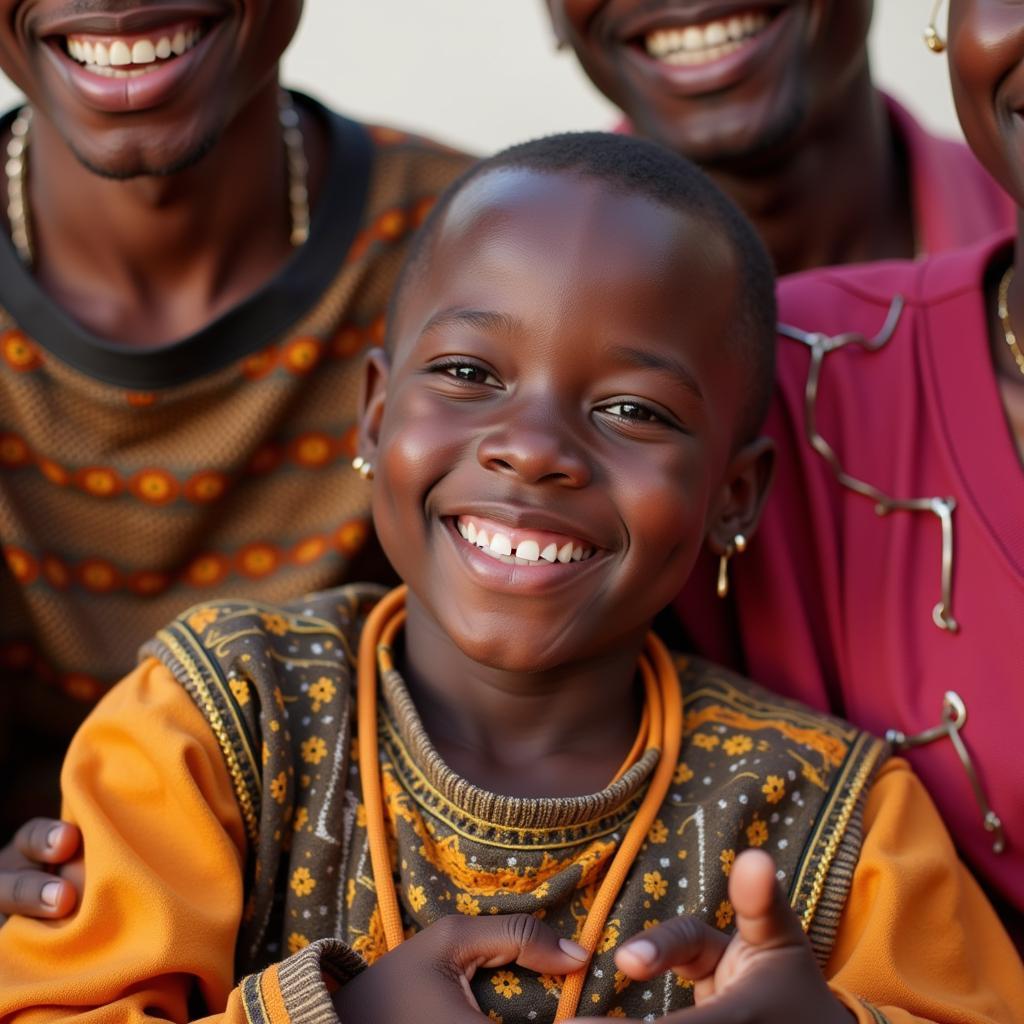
[728, 849, 806, 949]
[445, 913, 590, 977]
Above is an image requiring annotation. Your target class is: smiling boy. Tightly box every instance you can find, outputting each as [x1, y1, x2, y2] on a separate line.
[0, 134, 1019, 1024]
[545, 0, 1013, 272]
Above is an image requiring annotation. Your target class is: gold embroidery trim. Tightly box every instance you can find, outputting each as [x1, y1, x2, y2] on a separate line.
[156, 626, 260, 845]
[380, 712, 643, 850]
[799, 733, 885, 932]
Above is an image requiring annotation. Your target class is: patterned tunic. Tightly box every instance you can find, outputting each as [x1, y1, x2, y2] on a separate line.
[146, 585, 889, 1022]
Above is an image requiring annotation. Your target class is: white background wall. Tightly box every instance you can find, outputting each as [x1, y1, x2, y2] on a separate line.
[0, 1, 961, 153]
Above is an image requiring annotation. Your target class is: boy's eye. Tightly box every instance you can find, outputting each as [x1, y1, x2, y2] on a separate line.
[433, 360, 502, 387]
[601, 402, 662, 423]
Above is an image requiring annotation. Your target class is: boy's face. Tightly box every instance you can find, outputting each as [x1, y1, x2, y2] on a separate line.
[0, 0, 303, 178]
[546, 0, 872, 165]
[949, 0, 1024, 206]
[364, 169, 767, 673]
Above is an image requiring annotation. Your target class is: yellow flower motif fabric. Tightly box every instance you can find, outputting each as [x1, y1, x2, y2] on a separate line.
[289, 867, 315, 897]
[308, 675, 336, 712]
[492, 971, 523, 1000]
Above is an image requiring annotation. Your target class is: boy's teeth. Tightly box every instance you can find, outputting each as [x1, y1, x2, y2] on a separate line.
[456, 517, 596, 567]
[644, 10, 769, 64]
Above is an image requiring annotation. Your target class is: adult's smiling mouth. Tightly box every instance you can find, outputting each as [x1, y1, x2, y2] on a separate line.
[32, 3, 230, 110]
[639, 7, 777, 67]
[615, 2, 789, 88]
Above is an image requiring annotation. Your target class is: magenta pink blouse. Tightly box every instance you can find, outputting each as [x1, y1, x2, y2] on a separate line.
[677, 234, 1024, 938]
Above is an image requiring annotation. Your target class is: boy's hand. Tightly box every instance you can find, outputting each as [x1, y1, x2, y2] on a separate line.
[0, 818, 80, 924]
[568, 850, 854, 1024]
[333, 912, 589, 1023]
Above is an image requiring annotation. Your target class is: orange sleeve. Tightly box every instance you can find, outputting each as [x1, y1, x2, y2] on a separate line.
[826, 757, 1024, 1024]
[0, 658, 359, 1024]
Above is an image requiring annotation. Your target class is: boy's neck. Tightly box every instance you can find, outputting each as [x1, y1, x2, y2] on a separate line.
[398, 591, 647, 800]
[704, 73, 914, 275]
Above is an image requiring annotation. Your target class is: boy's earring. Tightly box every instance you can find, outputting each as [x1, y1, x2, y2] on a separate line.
[716, 533, 747, 600]
[351, 456, 374, 481]
[923, 0, 946, 53]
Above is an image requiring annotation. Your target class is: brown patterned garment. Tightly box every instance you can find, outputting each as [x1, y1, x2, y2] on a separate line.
[0, 99, 472, 834]
[145, 584, 890, 1023]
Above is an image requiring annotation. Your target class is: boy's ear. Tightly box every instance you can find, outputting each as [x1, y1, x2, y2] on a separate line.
[357, 347, 391, 465]
[705, 436, 776, 556]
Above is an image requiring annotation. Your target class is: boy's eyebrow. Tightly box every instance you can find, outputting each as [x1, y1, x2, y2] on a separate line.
[609, 345, 704, 402]
[420, 307, 522, 338]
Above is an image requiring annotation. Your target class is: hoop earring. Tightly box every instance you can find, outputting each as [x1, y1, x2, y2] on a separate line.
[716, 534, 747, 600]
[352, 456, 374, 481]
[923, 0, 946, 53]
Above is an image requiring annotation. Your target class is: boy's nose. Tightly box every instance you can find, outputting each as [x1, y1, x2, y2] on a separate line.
[476, 418, 591, 487]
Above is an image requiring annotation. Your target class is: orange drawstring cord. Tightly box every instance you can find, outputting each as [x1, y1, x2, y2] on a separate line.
[357, 585, 684, 1020]
[554, 632, 681, 1021]
[357, 584, 410, 951]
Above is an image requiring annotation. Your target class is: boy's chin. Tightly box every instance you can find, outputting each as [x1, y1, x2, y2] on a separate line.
[450, 628, 579, 676]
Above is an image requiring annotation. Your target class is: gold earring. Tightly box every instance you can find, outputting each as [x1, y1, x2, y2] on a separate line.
[352, 455, 374, 480]
[923, 0, 946, 53]
[716, 533, 747, 600]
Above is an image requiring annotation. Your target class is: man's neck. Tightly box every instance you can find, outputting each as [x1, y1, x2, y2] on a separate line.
[18, 79, 326, 347]
[706, 77, 915, 276]
[399, 593, 646, 800]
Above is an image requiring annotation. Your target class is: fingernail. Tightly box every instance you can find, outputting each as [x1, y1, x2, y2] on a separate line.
[41, 881, 63, 908]
[621, 939, 658, 966]
[45, 825, 64, 849]
[558, 938, 589, 962]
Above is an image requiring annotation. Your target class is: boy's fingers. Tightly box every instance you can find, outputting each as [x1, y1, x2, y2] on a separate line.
[441, 913, 590, 976]
[0, 869, 76, 920]
[729, 849, 806, 949]
[614, 916, 730, 981]
[13, 818, 81, 865]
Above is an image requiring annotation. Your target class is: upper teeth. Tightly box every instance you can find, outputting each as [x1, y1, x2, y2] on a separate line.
[457, 519, 594, 566]
[66, 27, 202, 71]
[645, 12, 769, 63]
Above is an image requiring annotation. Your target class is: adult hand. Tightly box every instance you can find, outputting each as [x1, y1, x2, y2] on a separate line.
[567, 849, 855, 1024]
[0, 818, 80, 924]
[333, 912, 589, 1023]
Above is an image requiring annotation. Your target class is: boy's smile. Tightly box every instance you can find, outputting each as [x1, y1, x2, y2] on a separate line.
[364, 167, 759, 675]
[0, 0, 303, 177]
[546, 0, 872, 165]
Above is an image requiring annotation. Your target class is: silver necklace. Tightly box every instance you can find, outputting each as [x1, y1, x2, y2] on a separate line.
[5, 92, 310, 268]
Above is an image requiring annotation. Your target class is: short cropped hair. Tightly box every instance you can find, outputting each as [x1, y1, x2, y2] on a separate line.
[388, 132, 777, 441]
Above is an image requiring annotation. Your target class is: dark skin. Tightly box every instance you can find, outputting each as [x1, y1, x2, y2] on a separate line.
[335, 168, 851, 1022]
[0, 0, 328, 918]
[545, 0, 916, 275]
[948, 0, 1024, 465]
[0, 0, 326, 345]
